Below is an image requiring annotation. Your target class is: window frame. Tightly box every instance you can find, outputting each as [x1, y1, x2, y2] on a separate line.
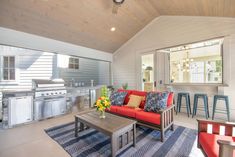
[3, 56, 16, 80]
[0, 55, 19, 84]
[68, 57, 79, 70]
[167, 39, 224, 85]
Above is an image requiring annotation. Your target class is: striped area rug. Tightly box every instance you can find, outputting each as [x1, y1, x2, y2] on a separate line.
[45, 122, 204, 157]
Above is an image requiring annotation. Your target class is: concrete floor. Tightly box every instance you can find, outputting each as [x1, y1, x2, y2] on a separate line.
[0, 110, 205, 157]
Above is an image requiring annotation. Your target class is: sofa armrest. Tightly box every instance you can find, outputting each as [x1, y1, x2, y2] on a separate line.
[159, 104, 175, 130]
[217, 140, 235, 157]
[217, 140, 235, 148]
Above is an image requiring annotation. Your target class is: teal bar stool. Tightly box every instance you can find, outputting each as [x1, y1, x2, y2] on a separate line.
[192, 94, 209, 119]
[212, 95, 230, 121]
[176, 92, 191, 117]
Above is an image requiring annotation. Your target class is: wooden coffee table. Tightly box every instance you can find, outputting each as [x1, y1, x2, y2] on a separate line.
[75, 111, 137, 157]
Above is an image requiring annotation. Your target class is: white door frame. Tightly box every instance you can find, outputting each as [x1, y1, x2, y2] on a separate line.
[137, 50, 156, 91]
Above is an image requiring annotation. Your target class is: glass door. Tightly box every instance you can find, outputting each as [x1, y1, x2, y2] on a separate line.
[141, 54, 154, 92]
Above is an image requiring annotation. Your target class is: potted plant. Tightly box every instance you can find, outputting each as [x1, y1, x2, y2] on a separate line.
[122, 83, 128, 90]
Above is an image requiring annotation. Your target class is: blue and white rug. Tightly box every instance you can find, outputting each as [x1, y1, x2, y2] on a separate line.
[45, 122, 204, 157]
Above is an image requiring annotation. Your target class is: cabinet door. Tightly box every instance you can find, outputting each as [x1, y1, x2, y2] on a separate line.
[51, 98, 66, 116]
[34, 100, 44, 120]
[43, 101, 52, 118]
[9, 96, 32, 126]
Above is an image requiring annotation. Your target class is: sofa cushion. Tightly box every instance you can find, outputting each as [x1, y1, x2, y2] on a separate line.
[126, 95, 143, 108]
[116, 106, 141, 118]
[199, 132, 235, 157]
[131, 90, 147, 109]
[107, 105, 120, 113]
[144, 92, 168, 112]
[167, 92, 174, 107]
[118, 89, 132, 105]
[110, 91, 128, 106]
[135, 111, 161, 125]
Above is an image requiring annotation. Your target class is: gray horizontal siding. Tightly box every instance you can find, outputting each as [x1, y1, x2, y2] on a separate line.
[59, 58, 100, 86]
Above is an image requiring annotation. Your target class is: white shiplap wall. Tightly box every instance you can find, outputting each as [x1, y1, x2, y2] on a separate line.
[113, 16, 235, 121]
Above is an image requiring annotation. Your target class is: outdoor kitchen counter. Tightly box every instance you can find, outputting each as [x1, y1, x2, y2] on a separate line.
[66, 85, 104, 90]
[0, 89, 34, 94]
[66, 85, 104, 110]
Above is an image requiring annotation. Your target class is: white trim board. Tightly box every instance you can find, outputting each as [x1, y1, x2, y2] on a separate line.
[0, 27, 113, 62]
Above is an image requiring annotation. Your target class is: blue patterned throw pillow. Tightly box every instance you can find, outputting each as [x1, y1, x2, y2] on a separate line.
[110, 91, 128, 106]
[144, 92, 169, 112]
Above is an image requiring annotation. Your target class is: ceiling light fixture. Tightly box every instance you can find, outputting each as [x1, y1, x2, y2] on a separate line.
[113, 0, 125, 5]
[112, 0, 125, 14]
[110, 27, 116, 32]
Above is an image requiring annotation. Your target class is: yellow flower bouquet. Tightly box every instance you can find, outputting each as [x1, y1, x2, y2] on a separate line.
[95, 96, 111, 118]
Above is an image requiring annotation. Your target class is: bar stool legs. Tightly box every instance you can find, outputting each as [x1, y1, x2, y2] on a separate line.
[225, 97, 230, 121]
[192, 94, 209, 119]
[212, 96, 217, 120]
[192, 95, 197, 118]
[186, 95, 191, 117]
[176, 92, 191, 117]
[212, 95, 230, 121]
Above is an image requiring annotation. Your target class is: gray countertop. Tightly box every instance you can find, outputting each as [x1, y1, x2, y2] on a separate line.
[0, 89, 34, 94]
[1, 90, 34, 98]
[66, 85, 104, 90]
[0, 85, 104, 92]
[0, 85, 104, 96]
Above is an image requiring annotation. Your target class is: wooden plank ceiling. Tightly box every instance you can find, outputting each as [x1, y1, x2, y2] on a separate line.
[0, 0, 234, 53]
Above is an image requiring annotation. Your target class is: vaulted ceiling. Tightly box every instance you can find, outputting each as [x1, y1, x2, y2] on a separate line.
[0, 0, 235, 53]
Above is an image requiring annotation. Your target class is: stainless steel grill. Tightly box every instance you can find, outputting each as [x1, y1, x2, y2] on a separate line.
[33, 79, 68, 120]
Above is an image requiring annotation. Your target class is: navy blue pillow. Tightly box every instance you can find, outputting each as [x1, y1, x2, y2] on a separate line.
[110, 91, 128, 106]
[144, 92, 169, 112]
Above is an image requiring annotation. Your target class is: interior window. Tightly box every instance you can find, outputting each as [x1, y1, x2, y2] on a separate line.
[3, 56, 16, 80]
[165, 38, 223, 84]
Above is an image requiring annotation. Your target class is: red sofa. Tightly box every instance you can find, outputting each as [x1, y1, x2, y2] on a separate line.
[107, 89, 175, 142]
[197, 119, 235, 157]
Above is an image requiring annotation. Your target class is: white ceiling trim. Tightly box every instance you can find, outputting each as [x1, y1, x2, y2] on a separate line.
[0, 27, 113, 62]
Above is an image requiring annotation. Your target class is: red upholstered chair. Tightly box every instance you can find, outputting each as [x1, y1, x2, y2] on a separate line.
[197, 119, 235, 157]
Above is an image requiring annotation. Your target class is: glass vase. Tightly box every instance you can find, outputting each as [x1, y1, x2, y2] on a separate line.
[99, 111, 106, 119]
